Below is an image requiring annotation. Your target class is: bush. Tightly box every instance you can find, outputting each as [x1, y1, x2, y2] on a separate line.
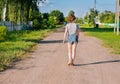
[32, 19, 41, 30]
[42, 19, 49, 29]
[0, 26, 7, 41]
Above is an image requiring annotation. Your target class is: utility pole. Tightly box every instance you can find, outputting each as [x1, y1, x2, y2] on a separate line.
[94, 0, 99, 28]
[94, 0, 96, 11]
[114, 0, 120, 35]
[117, 0, 120, 35]
[94, 0, 96, 28]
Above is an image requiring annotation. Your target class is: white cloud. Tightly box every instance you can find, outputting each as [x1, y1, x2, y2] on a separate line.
[37, 0, 50, 7]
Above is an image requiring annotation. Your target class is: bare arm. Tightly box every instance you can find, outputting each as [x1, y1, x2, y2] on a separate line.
[63, 26, 68, 44]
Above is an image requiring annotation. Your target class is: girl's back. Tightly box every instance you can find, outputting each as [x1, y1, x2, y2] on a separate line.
[66, 23, 79, 35]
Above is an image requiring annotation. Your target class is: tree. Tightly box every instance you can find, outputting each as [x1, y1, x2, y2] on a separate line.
[0, 0, 4, 20]
[0, 0, 39, 23]
[50, 10, 64, 24]
[77, 18, 84, 24]
[84, 8, 99, 26]
[99, 10, 115, 23]
[42, 13, 49, 20]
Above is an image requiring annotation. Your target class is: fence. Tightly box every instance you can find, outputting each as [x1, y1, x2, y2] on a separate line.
[0, 21, 33, 31]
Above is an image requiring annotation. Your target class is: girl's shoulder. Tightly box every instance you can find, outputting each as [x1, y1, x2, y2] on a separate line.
[66, 23, 71, 27]
[66, 23, 78, 27]
[66, 23, 76, 25]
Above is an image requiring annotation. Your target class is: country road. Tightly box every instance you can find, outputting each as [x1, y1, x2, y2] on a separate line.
[0, 27, 120, 84]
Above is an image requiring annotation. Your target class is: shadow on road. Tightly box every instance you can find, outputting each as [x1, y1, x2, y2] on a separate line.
[74, 60, 120, 66]
[40, 40, 63, 44]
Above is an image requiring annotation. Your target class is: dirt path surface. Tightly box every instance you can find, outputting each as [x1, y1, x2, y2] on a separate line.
[0, 27, 120, 84]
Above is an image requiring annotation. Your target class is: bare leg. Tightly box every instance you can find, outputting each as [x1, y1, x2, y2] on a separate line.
[72, 43, 77, 64]
[67, 43, 72, 65]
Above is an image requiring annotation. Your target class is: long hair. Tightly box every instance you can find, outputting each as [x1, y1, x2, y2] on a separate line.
[68, 14, 76, 22]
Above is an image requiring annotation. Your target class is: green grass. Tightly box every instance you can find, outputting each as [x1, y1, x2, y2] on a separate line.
[81, 27, 120, 54]
[0, 29, 55, 71]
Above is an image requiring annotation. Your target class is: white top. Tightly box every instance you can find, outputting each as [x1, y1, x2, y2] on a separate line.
[66, 23, 79, 35]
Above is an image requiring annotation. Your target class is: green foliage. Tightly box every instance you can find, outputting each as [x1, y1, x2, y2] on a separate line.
[41, 13, 55, 29]
[0, 1, 4, 20]
[42, 19, 49, 29]
[50, 10, 64, 24]
[99, 10, 115, 23]
[84, 8, 99, 25]
[31, 11, 64, 30]
[65, 16, 69, 22]
[76, 18, 84, 24]
[0, 1, 65, 30]
[33, 19, 41, 29]
[0, 29, 53, 71]
[0, 0, 39, 23]
[0, 26, 7, 41]
[48, 16, 56, 28]
[32, 12, 43, 30]
[42, 13, 49, 20]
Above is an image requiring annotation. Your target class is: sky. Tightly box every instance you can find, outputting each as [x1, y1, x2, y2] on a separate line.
[37, 0, 116, 18]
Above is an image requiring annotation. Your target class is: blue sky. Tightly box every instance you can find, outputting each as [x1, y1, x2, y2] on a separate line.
[38, 0, 116, 18]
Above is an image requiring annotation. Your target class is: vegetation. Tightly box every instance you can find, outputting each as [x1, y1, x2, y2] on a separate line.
[49, 10, 64, 24]
[0, 0, 39, 23]
[84, 8, 99, 26]
[83, 9, 115, 27]
[0, 28, 57, 71]
[99, 10, 115, 23]
[0, 26, 7, 41]
[81, 27, 120, 54]
[0, 0, 118, 72]
[0, 0, 65, 71]
[30, 9, 64, 30]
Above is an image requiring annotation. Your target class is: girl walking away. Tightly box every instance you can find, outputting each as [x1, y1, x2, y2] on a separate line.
[63, 14, 80, 66]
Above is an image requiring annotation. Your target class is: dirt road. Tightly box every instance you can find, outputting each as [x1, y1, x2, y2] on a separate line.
[0, 27, 120, 84]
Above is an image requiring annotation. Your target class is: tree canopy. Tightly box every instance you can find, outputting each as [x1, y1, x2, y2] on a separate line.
[99, 10, 115, 23]
[49, 10, 64, 24]
[0, 0, 44, 23]
[84, 8, 99, 25]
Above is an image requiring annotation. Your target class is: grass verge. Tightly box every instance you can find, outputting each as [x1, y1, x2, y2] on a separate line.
[81, 27, 120, 54]
[0, 28, 55, 71]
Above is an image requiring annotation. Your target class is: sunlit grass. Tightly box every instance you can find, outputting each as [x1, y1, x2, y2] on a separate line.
[81, 27, 120, 54]
[0, 29, 53, 71]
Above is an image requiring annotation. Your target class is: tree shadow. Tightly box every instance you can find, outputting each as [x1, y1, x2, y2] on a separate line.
[74, 60, 120, 66]
[39, 40, 63, 44]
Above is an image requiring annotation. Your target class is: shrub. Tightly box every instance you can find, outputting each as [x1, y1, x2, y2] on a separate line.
[32, 19, 42, 30]
[42, 19, 49, 29]
[0, 26, 7, 41]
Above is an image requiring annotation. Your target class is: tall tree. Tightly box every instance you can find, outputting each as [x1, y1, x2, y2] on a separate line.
[84, 8, 99, 25]
[0, 0, 4, 20]
[99, 10, 115, 23]
[0, 0, 44, 24]
[50, 10, 64, 24]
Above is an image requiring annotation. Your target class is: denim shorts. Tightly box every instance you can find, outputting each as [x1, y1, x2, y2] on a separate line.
[68, 34, 78, 44]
